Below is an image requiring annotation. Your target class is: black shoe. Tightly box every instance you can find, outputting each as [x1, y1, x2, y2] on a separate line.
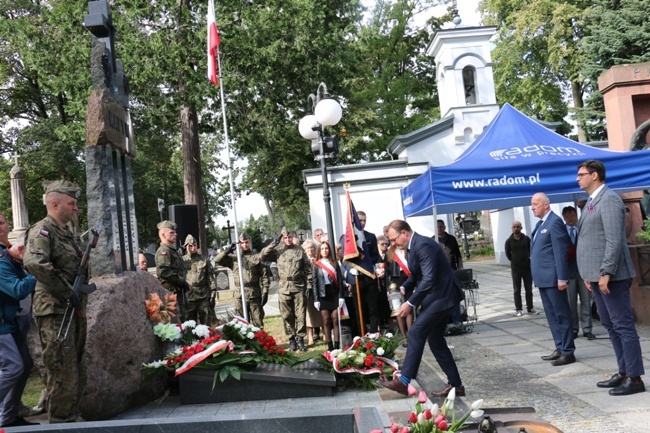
[583, 332, 596, 340]
[541, 350, 561, 361]
[609, 378, 645, 396]
[327, 341, 334, 351]
[598, 373, 626, 388]
[573, 331, 578, 339]
[333, 341, 340, 350]
[289, 338, 297, 352]
[551, 354, 576, 366]
[296, 336, 306, 352]
[5, 417, 39, 427]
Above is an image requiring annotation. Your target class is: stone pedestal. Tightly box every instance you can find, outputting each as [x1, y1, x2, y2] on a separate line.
[178, 361, 336, 405]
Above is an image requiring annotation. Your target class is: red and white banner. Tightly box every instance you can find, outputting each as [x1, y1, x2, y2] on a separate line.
[207, 0, 221, 86]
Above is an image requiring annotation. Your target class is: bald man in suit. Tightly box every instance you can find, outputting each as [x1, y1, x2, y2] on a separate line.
[530, 193, 576, 366]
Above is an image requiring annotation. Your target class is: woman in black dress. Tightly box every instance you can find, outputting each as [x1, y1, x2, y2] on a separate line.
[312, 242, 345, 351]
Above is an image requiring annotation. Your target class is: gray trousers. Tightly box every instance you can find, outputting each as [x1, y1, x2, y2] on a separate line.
[567, 277, 593, 334]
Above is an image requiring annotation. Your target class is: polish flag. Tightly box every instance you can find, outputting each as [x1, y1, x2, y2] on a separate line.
[207, 0, 220, 86]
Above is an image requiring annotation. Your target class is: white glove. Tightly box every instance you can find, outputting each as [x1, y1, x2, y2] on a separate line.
[338, 298, 345, 308]
[314, 301, 321, 311]
[349, 268, 359, 276]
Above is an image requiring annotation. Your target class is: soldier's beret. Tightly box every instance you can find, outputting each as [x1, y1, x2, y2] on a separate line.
[280, 227, 289, 236]
[184, 234, 197, 245]
[44, 180, 81, 199]
[239, 233, 251, 241]
[157, 220, 176, 230]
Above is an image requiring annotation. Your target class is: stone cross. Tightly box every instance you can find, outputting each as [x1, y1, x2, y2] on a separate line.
[84, 0, 139, 274]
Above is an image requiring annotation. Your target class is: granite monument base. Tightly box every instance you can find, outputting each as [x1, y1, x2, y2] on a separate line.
[178, 361, 337, 405]
[9, 408, 383, 433]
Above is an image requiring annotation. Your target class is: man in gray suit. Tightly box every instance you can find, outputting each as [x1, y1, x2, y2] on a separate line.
[576, 159, 645, 396]
[530, 193, 575, 366]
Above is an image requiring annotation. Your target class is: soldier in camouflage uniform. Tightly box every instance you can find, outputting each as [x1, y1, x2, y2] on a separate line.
[261, 228, 312, 351]
[155, 221, 189, 322]
[215, 233, 269, 328]
[23, 181, 95, 424]
[182, 234, 217, 325]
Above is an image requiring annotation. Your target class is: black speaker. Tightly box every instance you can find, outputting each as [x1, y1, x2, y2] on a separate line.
[169, 204, 199, 248]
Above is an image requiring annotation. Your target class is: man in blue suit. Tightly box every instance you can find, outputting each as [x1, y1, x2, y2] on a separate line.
[379, 220, 465, 398]
[576, 160, 644, 396]
[530, 193, 576, 366]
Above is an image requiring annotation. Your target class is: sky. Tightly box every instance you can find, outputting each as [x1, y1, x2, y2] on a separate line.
[213, 0, 482, 229]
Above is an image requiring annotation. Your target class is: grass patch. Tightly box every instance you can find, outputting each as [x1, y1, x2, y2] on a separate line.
[23, 371, 44, 408]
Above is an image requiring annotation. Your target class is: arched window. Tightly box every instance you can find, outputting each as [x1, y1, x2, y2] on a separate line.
[462, 67, 476, 105]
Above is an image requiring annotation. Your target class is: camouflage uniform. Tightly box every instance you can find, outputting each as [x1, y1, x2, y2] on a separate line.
[155, 241, 189, 322]
[183, 235, 217, 325]
[23, 181, 86, 424]
[215, 235, 269, 328]
[261, 229, 311, 348]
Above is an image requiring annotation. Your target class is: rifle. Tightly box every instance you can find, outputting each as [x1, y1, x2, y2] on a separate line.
[56, 223, 101, 341]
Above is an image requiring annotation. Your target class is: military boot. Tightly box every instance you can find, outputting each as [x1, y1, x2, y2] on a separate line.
[296, 336, 306, 352]
[289, 337, 297, 352]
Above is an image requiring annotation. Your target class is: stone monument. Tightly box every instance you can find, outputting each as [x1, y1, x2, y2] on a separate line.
[84, 0, 138, 274]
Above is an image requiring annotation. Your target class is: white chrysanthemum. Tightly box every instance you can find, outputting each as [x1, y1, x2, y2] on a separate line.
[247, 332, 255, 339]
[376, 347, 385, 356]
[234, 322, 242, 329]
[181, 320, 196, 330]
[385, 332, 393, 338]
[331, 349, 341, 357]
[251, 326, 260, 333]
[336, 352, 348, 361]
[192, 324, 211, 339]
[153, 323, 181, 341]
[347, 350, 358, 357]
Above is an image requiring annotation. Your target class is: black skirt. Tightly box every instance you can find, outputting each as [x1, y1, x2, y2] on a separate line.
[320, 283, 339, 311]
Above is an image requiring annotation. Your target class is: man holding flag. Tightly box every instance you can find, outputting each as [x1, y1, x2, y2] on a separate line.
[342, 193, 379, 334]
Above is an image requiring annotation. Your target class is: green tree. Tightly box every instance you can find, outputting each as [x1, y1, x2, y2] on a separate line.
[580, 0, 650, 142]
[481, 0, 588, 139]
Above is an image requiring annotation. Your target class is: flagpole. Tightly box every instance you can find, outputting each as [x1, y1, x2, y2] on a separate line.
[216, 38, 248, 323]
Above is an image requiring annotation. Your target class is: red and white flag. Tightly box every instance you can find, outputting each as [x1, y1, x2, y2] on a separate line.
[207, 0, 220, 86]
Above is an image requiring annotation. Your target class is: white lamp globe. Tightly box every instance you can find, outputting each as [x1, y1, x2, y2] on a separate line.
[299, 115, 319, 140]
[314, 98, 342, 127]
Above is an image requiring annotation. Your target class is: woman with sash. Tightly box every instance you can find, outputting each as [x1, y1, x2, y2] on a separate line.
[386, 245, 412, 347]
[312, 242, 345, 351]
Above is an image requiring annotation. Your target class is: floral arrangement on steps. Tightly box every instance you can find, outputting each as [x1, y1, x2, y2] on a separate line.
[320, 332, 402, 389]
[370, 388, 485, 433]
[144, 317, 299, 381]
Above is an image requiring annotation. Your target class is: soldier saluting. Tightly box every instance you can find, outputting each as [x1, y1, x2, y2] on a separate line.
[182, 234, 217, 325]
[214, 233, 269, 328]
[155, 220, 189, 321]
[24, 180, 95, 424]
[261, 228, 312, 352]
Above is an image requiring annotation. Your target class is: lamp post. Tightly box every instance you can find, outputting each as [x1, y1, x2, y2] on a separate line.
[299, 82, 342, 250]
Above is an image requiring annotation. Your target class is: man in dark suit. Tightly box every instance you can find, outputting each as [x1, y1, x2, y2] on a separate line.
[562, 205, 595, 340]
[379, 220, 465, 398]
[576, 159, 645, 396]
[530, 193, 576, 366]
[356, 211, 380, 332]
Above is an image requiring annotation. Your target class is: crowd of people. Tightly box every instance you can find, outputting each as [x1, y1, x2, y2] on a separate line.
[0, 158, 646, 430]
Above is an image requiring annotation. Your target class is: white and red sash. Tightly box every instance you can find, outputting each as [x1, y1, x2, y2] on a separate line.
[315, 259, 339, 287]
[393, 250, 410, 277]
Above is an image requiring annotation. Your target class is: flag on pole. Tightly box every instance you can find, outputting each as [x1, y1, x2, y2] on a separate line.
[342, 191, 375, 278]
[207, 0, 220, 86]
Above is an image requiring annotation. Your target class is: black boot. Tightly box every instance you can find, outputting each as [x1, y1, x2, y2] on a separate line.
[297, 336, 306, 351]
[289, 338, 297, 352]
[327, 341, 334, 351]
[334, 341, 340, 350]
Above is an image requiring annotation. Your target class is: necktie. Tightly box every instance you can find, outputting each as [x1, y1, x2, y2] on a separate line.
[569, 226, 576, 244]
[533, 219, 543, 241]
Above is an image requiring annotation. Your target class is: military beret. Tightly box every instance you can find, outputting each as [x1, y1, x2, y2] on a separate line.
[280, 227, 289, 236]
[184, 234, 197, 245]
[157, 220, 176, 230]
[44, 180, 81, 199]
[239, 233, 251, 241]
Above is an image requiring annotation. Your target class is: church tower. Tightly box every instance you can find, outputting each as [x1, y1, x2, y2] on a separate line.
[427, 23, 499, 146]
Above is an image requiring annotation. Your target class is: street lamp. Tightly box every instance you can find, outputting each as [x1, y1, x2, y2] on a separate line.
[299, 82, 341, 250]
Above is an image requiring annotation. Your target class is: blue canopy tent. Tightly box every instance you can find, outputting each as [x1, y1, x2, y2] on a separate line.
[401, 103, 650, 217]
